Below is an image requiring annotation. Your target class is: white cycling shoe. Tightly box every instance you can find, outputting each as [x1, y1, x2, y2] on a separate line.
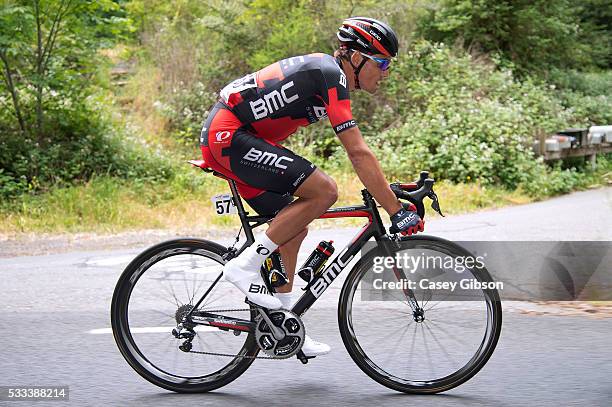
[223, 258, 282, 310]
[301, 335, 331, 357]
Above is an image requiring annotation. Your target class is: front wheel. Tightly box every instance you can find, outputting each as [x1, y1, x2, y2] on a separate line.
[111, 238, 259, 393]
[338, 236, 502, 394]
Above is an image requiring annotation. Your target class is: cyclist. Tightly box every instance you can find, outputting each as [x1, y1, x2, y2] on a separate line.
[200, 17, 424, 356]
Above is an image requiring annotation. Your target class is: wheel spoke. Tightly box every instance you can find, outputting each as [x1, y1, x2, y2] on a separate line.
[420, 323, 435, 379]
[423, 321, 459, 367]
[425, 319, 473, 348]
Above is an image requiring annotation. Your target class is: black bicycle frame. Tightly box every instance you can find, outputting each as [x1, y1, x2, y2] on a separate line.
[188, 175, 422, 329]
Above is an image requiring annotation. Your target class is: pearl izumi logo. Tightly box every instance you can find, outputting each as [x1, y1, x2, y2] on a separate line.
[334, 119, 357, 134]
[215, 131, 231, 142]
[255, 245, 270, 255]
[250, 81, 299, 120]
[242, 147, 294, 170]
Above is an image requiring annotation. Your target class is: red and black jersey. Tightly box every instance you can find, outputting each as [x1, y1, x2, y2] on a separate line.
[219, 53, 356, 142]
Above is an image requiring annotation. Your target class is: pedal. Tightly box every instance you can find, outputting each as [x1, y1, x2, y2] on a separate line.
[297, 350, 315, 365]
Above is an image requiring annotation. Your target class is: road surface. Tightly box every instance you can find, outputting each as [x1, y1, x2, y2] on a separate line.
[1, 188, 611, 406]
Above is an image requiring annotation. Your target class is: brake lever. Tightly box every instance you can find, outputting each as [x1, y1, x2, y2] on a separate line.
[428, 191, 445, 217]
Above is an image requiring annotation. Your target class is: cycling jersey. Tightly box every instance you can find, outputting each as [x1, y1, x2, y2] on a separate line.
[200, 53, 355, 215]
[218, 53, 356, 138]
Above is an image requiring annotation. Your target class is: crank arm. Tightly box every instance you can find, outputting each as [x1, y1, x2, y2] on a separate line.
[257, 308, 286, 341]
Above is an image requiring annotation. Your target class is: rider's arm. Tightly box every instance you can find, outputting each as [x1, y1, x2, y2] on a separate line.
[337, 126, 402, 216]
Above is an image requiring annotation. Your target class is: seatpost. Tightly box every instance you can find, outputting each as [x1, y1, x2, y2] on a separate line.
[227, 179, 255, 243]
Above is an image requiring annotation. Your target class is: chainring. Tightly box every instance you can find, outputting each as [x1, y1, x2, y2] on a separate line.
[255, 309, 305, 359]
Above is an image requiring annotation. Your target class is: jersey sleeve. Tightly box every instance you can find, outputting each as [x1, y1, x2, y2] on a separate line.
[319, 57, 357, 135]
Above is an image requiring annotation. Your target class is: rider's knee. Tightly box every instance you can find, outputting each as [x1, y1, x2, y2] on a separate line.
[320, 177, 338, 207]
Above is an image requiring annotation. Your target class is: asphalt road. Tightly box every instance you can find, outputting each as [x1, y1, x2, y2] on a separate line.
[1, 187, 611, 406]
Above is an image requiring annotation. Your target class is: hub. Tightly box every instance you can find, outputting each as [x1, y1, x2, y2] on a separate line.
[413, 308, 425, 323]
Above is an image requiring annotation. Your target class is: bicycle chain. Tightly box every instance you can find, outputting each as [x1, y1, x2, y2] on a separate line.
[187, 349, 282, 360]
[182, 307, 286, 360]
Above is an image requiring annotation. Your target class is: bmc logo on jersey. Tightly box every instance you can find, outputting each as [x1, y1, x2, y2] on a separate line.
[243, 147, 294, 170]
[334, 119, 357, 134]
[250, 81, 299, 120]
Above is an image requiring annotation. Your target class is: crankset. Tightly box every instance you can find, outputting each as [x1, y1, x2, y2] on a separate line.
[255, 308, 305, 359]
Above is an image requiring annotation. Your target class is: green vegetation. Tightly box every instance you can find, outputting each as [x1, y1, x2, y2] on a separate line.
[1, 0, 611, 234]
[0, 0, 172, 198]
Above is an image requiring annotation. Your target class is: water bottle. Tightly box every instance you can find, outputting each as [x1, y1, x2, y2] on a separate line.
[298, 240, 335, 283]
[261, 250, 289, 289]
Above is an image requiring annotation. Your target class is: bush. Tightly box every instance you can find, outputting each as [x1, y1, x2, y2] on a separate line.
[322, 40, 599, 195]
[0, 92, 173, 199]
[549, 70, 612, 126]
[154, 82, 218, 148]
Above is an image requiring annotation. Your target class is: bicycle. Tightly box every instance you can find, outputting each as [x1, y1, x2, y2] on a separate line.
[111, 161, 502, 394]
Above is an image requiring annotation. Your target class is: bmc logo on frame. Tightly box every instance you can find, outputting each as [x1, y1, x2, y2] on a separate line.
[309, 247, 355, 298]
[250, 81, 299, 120]
[242, 147, 295, 170]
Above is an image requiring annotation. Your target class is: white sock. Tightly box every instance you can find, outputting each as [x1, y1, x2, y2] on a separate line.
[275, 292, 294, 309]
[236, 232, 279, 271]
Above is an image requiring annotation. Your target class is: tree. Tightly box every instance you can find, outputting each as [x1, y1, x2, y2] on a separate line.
[418, 0, 592, 74]
[0, 0, 133, 196]
[0, 0, 125, 142]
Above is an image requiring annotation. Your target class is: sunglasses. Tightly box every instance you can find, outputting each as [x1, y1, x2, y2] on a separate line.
[360, 52, 392, 71]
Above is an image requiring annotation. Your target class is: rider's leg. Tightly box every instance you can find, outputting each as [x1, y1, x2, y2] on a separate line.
[263, 173, 335, 356]
[273, 225, 332, 356]
[266, 169, 338, 245]
[224, 169, 336, 308]
[275, 227, 308, 294]
[205, 127, 335, 308]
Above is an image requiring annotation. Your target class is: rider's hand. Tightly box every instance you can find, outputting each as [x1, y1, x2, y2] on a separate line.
[389, 207, 424, 236]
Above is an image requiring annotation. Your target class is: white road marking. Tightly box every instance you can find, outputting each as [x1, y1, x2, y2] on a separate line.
[85, 255, 134, 267]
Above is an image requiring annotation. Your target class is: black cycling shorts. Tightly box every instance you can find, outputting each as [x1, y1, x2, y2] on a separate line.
[201, 103, 317, 216]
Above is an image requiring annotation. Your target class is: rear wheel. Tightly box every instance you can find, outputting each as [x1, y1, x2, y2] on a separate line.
[338, 236, 502, 394]
[111, 238, 258, 393]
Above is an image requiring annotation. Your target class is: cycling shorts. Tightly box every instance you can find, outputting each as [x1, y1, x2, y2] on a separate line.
[200, 102, 317, 216]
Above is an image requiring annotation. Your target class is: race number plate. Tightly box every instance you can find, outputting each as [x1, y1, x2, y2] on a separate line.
[211, 193, 237, 215]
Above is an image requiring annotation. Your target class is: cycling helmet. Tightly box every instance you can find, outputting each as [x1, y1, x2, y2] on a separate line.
[337, 17, 399, 57]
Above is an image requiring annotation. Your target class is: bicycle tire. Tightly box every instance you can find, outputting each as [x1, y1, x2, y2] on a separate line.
[338, 235, 502, 394]
[111, 238, 259, 393]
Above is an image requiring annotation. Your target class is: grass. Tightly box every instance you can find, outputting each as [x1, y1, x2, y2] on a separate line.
[2, 155, 610, 236]
[0, 170, 535, 235]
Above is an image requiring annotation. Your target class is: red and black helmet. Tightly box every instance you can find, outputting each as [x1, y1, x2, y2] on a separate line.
[337, 17, 399, 58]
